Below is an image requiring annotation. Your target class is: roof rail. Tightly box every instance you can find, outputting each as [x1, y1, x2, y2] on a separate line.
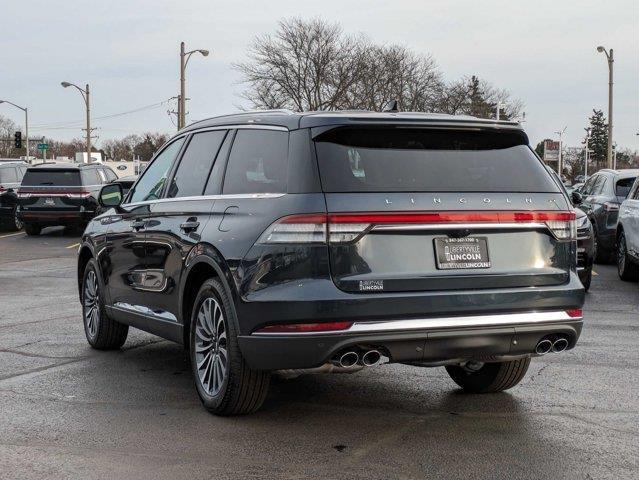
[188, 109, 296, 127]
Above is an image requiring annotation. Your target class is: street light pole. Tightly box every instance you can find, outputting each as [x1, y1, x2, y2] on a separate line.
[179, 41, 209, 129]
[555, 127, 567, 177]
[597, 46, 614, 169]
[61, 82, 92, 163]
[0, 100, 29, 160]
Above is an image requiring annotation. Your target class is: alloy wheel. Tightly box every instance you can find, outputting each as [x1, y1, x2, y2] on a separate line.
[194, 297, 228, 396]
[13, 210, 23, 231]
[83, 270, 100, 339]
[618, 235, 626, 274]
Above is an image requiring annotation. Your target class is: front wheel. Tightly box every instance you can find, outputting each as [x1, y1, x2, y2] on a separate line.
[9, 208, 23, 231]
[82, 259, 129, 349]
[579, 267, 592, 292]
[617, 232, 639, 281]
[190, 278, 270, 415]
[445, 358, 531, 393]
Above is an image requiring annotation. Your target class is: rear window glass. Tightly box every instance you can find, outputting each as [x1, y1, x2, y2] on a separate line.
[22, 169, 81, 186]
[314, 128, 559, 193]
[0, 167, 18, 183]
[616, 177, 636, 198]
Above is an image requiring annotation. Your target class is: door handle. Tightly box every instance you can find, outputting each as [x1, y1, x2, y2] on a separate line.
[180, 220, 200, 232]
[131, 219, 147, 231]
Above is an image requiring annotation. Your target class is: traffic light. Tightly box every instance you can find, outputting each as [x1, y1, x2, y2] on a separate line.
[14, 131, 22, 149]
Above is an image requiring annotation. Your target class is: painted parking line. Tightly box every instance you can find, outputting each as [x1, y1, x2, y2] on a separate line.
[66, 242, 80, 249]
[0, 231, 26, 239]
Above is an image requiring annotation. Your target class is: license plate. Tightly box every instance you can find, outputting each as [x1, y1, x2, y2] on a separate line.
[434, 237, 491, 270]
[45, 197, 55, 205]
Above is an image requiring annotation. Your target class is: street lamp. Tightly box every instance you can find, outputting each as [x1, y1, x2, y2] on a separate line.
[596, 45, 614, 169]
[61, 82, 92, 163]
[0, 100, 29, 161]
[179, 41, 209, 129]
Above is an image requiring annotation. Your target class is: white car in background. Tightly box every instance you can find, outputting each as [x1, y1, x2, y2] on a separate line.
[616, 178, 639, 280]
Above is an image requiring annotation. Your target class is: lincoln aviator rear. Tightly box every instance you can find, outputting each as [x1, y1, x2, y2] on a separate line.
[77, 111, 584, 415]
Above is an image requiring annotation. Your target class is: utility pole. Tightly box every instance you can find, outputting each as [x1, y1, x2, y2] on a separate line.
[555, 127, 567, 177]
[584, 128, 592, 178]
[61, 81, 93, 163]
[597, 46, 614, 169]
[178, 42, 209, 129]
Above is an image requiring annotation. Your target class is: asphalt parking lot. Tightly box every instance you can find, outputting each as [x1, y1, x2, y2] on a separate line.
[0, 227, 637, 479]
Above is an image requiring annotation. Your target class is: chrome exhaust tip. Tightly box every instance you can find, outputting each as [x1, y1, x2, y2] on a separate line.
[336, 351, 359, 368]
[361, 350, 381, 367]
[551, 338, 569, 353]
[535, 339, 553, 355]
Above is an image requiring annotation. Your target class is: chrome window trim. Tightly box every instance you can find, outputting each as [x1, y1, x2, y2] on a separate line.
[252, 310, 582, 336]
[122, 192, 285, 208]
[189, 124, 288, 133]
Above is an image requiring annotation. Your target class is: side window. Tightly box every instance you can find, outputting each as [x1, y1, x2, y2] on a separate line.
[4, 168, 18, 183]
[167, 130, 227, 198]
[96, 168, 107, 183]
[129, 138, 184, 203]
[592, 176, 605, 195]
[223, 130, 288, 194]
[582, 176, 596, 195]
[81, 169, 101, 185]
[103, 167, 118, 182]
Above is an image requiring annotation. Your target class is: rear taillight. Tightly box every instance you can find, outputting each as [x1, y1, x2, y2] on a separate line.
[603, 202, 619, 212]
[257, 210, 577, 245]
[254, 321, 353, 334]
[0, 185, 6, 193]
[566, 308, 583, 318]
[67, 191, 91, 199]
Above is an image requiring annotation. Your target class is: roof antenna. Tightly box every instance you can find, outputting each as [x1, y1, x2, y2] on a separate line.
[382, 99, 399, 113]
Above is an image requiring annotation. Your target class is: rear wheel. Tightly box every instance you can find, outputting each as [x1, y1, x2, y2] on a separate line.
[579, 267, 592, 291]
[82, 259, 129, 349]
[24, 223, 41, 236]
[9, 208, 23, 231]
[445, 358, 531, 393]
[190, 278, 270, 415]
[617, 232, 639, 281]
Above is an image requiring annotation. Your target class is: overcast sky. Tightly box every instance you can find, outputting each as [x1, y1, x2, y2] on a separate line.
[1, 0, 637, 151]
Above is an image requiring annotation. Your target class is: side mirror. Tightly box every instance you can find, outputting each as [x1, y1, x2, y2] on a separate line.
[571, 190, 583, 206]
[99, 183, 123, 208]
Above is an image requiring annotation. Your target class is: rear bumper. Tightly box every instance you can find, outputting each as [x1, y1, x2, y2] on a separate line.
[238, 310, 583, 370]
[17, 210, 94, 225]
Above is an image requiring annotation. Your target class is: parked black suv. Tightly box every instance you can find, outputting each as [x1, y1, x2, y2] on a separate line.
[0, 161, 27, 231]
[17, 162, 118, 235]
[78, 111, 584, 415]
[578, 169, 639, 262]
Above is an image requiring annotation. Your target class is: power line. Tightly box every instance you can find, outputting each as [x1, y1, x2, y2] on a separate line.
[31, 99, 171, 128]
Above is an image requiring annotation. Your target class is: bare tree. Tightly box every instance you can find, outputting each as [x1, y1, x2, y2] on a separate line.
[0, 115, 18, 157]
[235, 18, 363, 111]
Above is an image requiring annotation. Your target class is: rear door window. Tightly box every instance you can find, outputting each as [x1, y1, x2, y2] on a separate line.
[167, 130, 227, 198]
[22, 169, 81, 186]
[223, 130, 288, 194]
[314, 128, 559, 193]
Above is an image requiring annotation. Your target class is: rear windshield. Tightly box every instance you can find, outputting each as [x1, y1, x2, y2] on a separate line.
[314, 128, 559, 193]
[615, 177, 636, 198]
[22, 169, 81, 186]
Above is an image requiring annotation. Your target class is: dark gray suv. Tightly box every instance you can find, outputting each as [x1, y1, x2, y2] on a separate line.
[77, 111, 584, 415]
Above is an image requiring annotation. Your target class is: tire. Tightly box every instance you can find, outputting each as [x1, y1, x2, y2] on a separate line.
[9, 208, 23, 231]
[82, 258, 129, 349]
[593, 229, 614, 264]
[617, 232, 639, 281]
[24, 223, 41, 236]
[445, 357, 531, 393]
[189, 278, 270, 415]
[579, 267, 592, 292]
